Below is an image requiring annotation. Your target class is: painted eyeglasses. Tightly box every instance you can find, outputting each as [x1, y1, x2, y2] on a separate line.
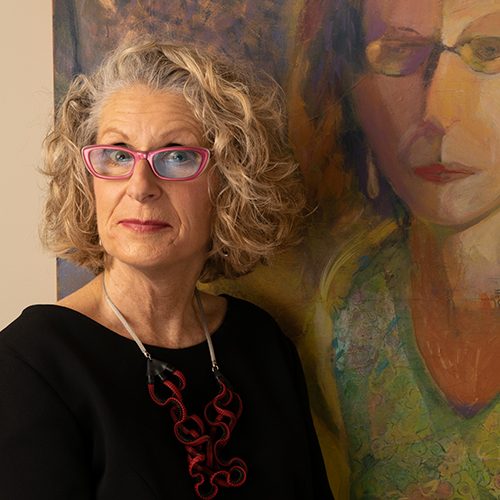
[365, 35, 500, 76]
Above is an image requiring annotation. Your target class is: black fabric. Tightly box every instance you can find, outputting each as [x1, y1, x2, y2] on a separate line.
[0, 295, 333, 499]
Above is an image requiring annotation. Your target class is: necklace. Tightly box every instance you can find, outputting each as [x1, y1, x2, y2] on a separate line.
[102, 275, 248, 500]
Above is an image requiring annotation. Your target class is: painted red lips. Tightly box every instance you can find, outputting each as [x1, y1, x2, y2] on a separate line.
[414, 164, 473, 184]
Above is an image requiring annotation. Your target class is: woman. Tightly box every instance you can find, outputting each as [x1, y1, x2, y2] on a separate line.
[0, 33, 333, 499]
[295, 0, 500, 498]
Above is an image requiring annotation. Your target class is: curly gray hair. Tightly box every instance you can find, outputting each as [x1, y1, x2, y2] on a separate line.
[41, 32, 305, 282]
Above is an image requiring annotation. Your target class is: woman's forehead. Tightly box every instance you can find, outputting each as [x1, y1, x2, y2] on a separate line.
[362, 0, 500, 45]
[97, 86, 205, 148]
[363, 0, 442, 40]
[442, 0, 500, 46]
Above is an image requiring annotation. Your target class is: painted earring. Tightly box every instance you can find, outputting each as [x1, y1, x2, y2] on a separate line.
[367, 149, 380, 199]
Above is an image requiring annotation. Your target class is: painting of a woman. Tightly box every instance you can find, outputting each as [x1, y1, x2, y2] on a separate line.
[311, 0, 500, 497]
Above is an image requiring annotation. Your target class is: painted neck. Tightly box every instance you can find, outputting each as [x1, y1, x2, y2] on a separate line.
[409, 209, 500, 302]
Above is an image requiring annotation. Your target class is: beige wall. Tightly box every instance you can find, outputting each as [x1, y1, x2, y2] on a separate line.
[0, 0, 55, 329]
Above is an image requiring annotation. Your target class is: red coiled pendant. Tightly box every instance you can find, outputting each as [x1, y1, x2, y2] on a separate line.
[147, 358, 248, 499]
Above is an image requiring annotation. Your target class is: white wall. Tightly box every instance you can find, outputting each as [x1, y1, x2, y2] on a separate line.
[0, 0, 56, 329]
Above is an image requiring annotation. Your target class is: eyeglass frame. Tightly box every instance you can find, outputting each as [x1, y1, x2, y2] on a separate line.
[81, 145, 211, 181]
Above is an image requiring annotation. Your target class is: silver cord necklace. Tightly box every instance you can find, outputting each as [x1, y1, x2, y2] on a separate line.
[101, 273, 247, 499]
[102, 274, 218, 369]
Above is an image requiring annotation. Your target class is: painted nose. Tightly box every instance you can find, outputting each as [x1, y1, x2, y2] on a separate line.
[126, 158, 162, 202]
[424, 50, 481, 132]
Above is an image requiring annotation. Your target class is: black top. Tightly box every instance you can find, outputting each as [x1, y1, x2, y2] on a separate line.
[0, 296, 333, 499]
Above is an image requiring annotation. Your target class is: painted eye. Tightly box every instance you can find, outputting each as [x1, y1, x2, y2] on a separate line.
[459, 37, 500, 74]
[366, 40, 435, 76]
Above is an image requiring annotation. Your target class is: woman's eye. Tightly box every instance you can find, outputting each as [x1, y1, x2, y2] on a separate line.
[153, 149, 203, 179]
[171, 153, 187, 162]
[469, 37, 500, 61]
[109, 149, 133, 162]
[459, 37, 500, 74]
[158, 150, 199, 167]
[365, 40, 435, 76]
[167, 151, 194, 163]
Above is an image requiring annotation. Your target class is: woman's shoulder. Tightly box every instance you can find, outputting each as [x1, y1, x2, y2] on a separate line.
[222, 294, 281, 329]
[224, 293, 272, 312]
[2, 304, 84, 334]
[219, 294, 296, 354]
[0, 304, 101, 358]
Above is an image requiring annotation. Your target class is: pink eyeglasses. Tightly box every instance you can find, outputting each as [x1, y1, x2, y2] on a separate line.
[81, 145, 211, 180]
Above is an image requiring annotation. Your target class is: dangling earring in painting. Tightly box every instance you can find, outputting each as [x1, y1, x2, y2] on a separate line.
[366, 148, 380, 200]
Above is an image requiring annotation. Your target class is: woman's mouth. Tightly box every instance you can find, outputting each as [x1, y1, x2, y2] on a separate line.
[414, 164, 473, 184]
[119, 219, 172, 233]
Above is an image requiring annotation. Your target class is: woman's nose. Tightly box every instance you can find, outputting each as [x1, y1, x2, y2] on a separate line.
[126, 159, 162, 202]
[424, 50, 481, 131]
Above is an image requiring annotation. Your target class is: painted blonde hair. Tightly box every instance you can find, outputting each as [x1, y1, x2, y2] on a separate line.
[41, 32, 305, 282]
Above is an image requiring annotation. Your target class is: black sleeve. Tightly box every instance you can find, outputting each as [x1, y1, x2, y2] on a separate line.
[0, 351, 94, 499]
[283, 338, 335, 500]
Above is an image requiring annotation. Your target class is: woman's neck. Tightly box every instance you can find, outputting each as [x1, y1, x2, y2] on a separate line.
[58, 261, 226, 349]
[410, 209, 500, 304]
[105, 264, 204, 347]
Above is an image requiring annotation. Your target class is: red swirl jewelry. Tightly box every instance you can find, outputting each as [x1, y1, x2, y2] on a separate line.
[102, 275, 248, 499]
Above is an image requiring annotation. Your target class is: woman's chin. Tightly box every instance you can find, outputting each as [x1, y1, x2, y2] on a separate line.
[409, 202, 500, 231]
[105, 248, 207, 277]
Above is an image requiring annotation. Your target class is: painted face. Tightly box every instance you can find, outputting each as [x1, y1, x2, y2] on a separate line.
[93, 85, 214, 274]
[352, 0, 500, 227]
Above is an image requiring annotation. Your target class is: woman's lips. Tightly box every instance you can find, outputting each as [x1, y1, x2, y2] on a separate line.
[414, 164, 473, 184]
[119, 219, 172, 232]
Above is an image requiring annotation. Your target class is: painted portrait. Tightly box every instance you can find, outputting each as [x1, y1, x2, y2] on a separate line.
[54, 0, 500, 498]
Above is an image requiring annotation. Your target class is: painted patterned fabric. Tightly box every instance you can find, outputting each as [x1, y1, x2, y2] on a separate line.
[332, 235, 500, 500]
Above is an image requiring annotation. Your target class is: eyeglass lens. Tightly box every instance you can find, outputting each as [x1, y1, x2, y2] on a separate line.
[87, 147, 204, 179]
